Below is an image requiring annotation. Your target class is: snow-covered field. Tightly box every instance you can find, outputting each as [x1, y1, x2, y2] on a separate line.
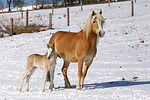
[0, 0, 150, 99]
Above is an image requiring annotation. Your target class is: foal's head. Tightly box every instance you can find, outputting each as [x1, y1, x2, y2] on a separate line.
[47, 43, 55, 60]
[84, 10, 105, 38]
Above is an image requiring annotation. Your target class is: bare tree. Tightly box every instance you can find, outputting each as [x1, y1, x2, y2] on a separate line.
[7, 0, 12, 12]
[36, 0, 39, 9]
[0, 1, 4, 9]
[39, 0, 45, 9]
[13, 0, 24, 7]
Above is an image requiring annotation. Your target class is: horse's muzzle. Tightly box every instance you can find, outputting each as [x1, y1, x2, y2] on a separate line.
[47, 55, 52, 60]
[47, 56, 51, 60]
[99, 30, 105, 38]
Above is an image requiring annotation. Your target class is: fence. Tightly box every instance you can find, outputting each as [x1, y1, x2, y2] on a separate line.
[0, 0, 136, 36]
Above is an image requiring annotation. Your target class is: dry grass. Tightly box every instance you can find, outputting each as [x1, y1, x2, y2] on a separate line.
[0, 24, 47, 37]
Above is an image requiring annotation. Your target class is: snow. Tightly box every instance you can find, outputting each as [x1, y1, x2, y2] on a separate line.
[0, 0, 150, 99]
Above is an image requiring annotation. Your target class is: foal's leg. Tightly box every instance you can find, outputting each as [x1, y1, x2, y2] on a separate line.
[49, 67, 55, 91]
[76, 58, 83, 90]
[62, 60, 71, 88]
[26, 67, 37, 92]
[81, 59, 93, 89]
[19, 70, 29, 92]
[42, 68, 48, 93]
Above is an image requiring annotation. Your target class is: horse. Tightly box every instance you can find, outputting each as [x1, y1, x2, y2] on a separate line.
[19, 43, 57, 93]
[47, 10, 105, 90]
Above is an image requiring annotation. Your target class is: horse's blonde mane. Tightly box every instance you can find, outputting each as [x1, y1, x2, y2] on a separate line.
[83, 13, 105, 39]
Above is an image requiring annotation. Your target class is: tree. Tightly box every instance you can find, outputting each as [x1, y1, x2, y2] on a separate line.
[0, 1, 4, 9]
[39, 0, 45, 8]
[36, 0, 39, 9]
[13, 0, 25, 7]
[7, 0, 12, 12]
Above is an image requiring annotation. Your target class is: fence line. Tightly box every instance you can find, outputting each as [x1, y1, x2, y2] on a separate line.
[67, 8, 70, 26]
[49, 13, 52, 29]
[131, 0, 134, 17]
[26, 10, 29, 27]
[21, 10, 23, 19]
[108, 0, 110, 7]
[1, 1, 137, 36]
[10, 18, 13, 36]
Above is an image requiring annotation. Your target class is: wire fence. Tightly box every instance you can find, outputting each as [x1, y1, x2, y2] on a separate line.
[0, 0, 139, 37]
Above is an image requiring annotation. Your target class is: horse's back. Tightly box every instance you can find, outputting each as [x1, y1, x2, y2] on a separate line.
[49, 31, 80, 45]
[49, 31, 83, 62]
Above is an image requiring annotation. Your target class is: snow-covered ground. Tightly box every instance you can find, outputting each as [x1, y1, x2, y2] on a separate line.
[0, 0, 150, 99]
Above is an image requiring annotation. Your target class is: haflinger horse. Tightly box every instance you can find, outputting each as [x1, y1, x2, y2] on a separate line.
[47, 10, 105, 90]
[19, 43, 57, 93]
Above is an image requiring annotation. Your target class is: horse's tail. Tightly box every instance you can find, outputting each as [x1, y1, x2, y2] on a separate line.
[49, 32, 56, 45]
[48, 32, 61, 59]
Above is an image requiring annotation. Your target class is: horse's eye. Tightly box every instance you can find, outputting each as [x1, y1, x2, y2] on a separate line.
[93, 21, 96, 23]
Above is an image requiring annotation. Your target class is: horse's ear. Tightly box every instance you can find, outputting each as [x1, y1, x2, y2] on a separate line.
[99, 9, 102, 15]
[92, 11, 96, 16]
[47, 43, 54, 49]
[47, 44, 50, 48]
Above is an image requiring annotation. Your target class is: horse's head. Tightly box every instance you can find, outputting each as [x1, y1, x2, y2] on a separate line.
[84, 10, 105, 38]
[91, 10, 105, 38]
[47, 43, 55, 60]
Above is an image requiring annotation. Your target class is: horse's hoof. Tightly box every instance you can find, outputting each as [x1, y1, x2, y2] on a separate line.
[76, 88, 82, 92]
[50, 88, 53, 92]
[65, 83, 71, 88]
[66, 85, 72, 88]
[19, 89, 22, 92]
[42, 90, 45, 93]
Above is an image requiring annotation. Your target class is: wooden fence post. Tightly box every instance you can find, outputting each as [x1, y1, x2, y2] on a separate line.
[108, 0, 110, 7]
[49, 13, 52, 29]
[17, 5, 18, 12]
[67, 8, 69, 26]
[32, 5, 34, 10]
[10, 18, 13, 36]
[81, 1, 83, 11]
[21, 10, 23, 19]
[52, 6, 54, 15]
[131, 0, 134, 16]
[26, 9, 28, 27]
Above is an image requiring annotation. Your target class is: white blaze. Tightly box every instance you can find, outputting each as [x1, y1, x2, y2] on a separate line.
[47, 48, 52, 59]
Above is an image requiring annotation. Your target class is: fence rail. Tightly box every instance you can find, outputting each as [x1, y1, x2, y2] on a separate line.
[0, 0, 136, 36]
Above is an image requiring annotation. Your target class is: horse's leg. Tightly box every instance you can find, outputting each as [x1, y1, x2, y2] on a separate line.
[62, 60, 71, 88]
[76, 58, 83, 90]
[42, 68, 48, 93]
[49, 67, 55, 91]
[81, 59, 93, 89]
[26, 67, 37, 92]
[19, 70, 29, 92]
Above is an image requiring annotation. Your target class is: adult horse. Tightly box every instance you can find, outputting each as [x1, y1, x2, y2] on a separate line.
[48, 10, 105, 90]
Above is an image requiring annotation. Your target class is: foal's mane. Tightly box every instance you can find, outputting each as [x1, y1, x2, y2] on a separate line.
[83, 13, 105, 39]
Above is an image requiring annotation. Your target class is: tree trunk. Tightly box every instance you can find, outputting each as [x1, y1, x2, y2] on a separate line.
[64, 0, 66, 7]
[8, 3, 11, 12]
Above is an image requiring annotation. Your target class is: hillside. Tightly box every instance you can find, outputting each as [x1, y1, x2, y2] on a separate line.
[0, 0, 150, 99]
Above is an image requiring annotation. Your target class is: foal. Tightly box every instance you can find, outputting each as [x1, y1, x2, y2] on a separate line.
[19, 44, 57, 93]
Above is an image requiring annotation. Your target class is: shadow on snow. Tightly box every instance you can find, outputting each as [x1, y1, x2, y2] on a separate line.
[56, 81, 150, 90]
[83, 81, 150, 90]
